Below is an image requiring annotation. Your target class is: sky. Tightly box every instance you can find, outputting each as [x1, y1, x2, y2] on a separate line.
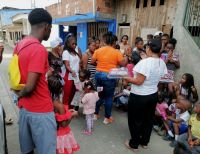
[0, 0, 58, 9]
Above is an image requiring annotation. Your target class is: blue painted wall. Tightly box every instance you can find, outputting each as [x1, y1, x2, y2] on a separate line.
[77, 23, 87, 53]
[0, 9, 32, 26]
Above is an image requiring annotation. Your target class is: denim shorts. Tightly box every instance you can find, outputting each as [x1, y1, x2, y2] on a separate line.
[19, 108, 57, 154]
[169, 121, 188, 134]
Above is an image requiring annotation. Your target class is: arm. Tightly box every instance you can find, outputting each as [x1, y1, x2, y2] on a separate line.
[17, 72, 41, 99]
[188, 125, 193, 142]
[191, 86, 199, 102]
[126, 73, 146, 86]
[64, 60, 76, 77]
[91, 57, 97, 66]
[167, 116, 183, 123]
[118, 56, 128, 67]
[0, 44, 4, 64]
[82, 54, 89, 70]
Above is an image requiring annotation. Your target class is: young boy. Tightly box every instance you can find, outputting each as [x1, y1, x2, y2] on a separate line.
[167, 97, 192, 146]
[177, 102, 200, 154]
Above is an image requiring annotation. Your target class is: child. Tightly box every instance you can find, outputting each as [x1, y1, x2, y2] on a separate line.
[81, 81, 99, 135]
[113, 80, 131, 110]
[71, 70, 91, 111]
[167, 97, 192, 147]
[177, 102, 200, 154]
[48, 75, 80, 154]
[169, 73, 198, 104]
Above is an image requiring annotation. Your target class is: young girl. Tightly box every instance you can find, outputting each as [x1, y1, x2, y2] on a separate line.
[71, 69, 91, 111]
[48, 75, 80, 154]
[81, 81, 99, 135]
[169, 73, 199, 104]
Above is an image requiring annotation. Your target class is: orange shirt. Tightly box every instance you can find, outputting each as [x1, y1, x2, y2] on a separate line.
[92, 46, 123, 73]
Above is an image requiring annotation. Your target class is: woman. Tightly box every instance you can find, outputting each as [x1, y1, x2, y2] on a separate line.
[82, 40, 96, 84]
[62, 34, 80, 106]
[125, 39, 167, 152]
[119, 35, 131, 55]
[91, 32, 128, 124]
[48, 37, 63, 75]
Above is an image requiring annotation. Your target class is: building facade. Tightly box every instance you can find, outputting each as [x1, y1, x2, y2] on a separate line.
[46, 0, 116, 52]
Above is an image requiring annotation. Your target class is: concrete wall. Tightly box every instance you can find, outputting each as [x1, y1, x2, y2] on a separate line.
[173, 0, 200, 96]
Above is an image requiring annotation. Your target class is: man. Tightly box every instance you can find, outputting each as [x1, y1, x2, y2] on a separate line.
[14, 8, 56, 154]
[0, 42, 4, 63]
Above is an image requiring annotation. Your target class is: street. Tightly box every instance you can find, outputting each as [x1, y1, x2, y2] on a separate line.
[0, 44, 174, 154]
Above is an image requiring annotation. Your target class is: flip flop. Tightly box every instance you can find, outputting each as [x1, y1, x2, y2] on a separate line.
[5, 117, 14, 125]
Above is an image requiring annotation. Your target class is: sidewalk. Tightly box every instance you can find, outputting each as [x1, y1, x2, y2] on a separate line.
[0, 44, 174, 154]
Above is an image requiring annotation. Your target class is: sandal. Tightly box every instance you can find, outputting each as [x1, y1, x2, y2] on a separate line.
[124, 140, 139, 152]
[5, 117, 14, 125]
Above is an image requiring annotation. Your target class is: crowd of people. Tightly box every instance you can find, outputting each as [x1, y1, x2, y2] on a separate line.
[4, 8, 200, 154]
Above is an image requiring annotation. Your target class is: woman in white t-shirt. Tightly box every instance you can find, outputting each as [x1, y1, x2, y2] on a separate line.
[62, 34, 80, 106]
[125, 39, 168, 152]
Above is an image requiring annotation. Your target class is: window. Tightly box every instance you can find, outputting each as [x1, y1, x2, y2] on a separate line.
[9, 32, 12, 40]
[160, 0, 165, 5]
[136, 0, 140, 8]
[143, 0, 148, 7]
[151, 0, 156, 6]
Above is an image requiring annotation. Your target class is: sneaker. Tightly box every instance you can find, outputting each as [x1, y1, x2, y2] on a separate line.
[169, 140, 177, 147]
[163, 135, 174, 141]
[82, 130, 92, 136]
[103, 117, 114, 125]
[93, 114, 100, 120]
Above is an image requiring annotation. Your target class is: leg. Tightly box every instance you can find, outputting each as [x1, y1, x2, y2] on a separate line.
[30, 112, 57, 154]
[128, 94, 145, 149]
[63, 73, 76, 106]
[91, 114, 94, 130]
[18, 109, 35, 154]
[177, 133, 191, 151]
[140, 93, 158, 146]
[86, 114, 92, 132]
[173, 123, 180, 137]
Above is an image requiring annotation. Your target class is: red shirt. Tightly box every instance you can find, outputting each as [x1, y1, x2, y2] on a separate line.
[15, 36, 53, 112]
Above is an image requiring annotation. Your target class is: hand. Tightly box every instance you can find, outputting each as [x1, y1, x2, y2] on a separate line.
[12, 90, 20, 97]
[69, 109, 78, 117]
[47, 67, 54, 77]
[125, 77, 132, 83]
[193, 139, 200, 146]
[71, 71, 77, 78]
[191, 86, 197, 93]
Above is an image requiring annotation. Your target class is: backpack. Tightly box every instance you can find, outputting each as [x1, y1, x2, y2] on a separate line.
[8, 42, 38, 90]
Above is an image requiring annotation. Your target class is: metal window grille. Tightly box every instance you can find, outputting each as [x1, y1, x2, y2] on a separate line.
[184, 0, 200, 48]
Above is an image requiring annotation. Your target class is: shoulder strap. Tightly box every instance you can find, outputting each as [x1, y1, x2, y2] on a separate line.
[16, 41, 40, 55]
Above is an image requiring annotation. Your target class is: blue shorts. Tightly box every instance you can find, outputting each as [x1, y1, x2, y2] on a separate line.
[169, 121, 188, 134]
[19, 108, 57, 154]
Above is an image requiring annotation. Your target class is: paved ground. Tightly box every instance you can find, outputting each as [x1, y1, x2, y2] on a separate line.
[0, 44, 174, 154]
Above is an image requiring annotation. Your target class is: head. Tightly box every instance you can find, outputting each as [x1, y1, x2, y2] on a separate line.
[181, 73, 194, 88]
[103, 32, 117, 47]
[161, 34, 170, 46]
[50, 37, 63, 55]
[95, 38, 100, 49]
[135, 37, 144, 50]
[88, 40, 96, 53]
[79, 69, 91, 82]
[63, 33, 77, 52]
[147, 34, 153, 42]
[154, 31, 163, 40]
[48, 74, 63, 99]
[165, 42, 175, 53]
[146, 39, 162, 57]
[174, 142, 192, 154]
[28, 8, 52, 41]
[193, 102, 200, 114]
[176, 98, 192, 111]
[121, 35, 128, 45]
[169, 38, 177, 48]
[83, 80, 95, 93]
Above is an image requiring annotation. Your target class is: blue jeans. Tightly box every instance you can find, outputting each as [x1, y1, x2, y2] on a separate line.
[95, 72, 117, 118]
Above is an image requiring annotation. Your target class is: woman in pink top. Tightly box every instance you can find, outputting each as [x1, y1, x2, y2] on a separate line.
[81, 81, 99, 135]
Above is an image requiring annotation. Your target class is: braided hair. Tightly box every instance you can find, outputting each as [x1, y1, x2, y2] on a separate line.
[48, 74, 63, 100]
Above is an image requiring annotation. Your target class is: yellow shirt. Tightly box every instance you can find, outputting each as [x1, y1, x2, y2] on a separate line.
[188, 114, 200, 138]
[92, 46, 123, 73]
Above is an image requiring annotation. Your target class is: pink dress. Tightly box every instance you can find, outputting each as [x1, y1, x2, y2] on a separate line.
[156, 102, 168, 120]
[55, 106, 80, 154]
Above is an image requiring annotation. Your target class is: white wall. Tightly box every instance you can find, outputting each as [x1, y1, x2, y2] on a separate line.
[42, 24, 59, 48]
